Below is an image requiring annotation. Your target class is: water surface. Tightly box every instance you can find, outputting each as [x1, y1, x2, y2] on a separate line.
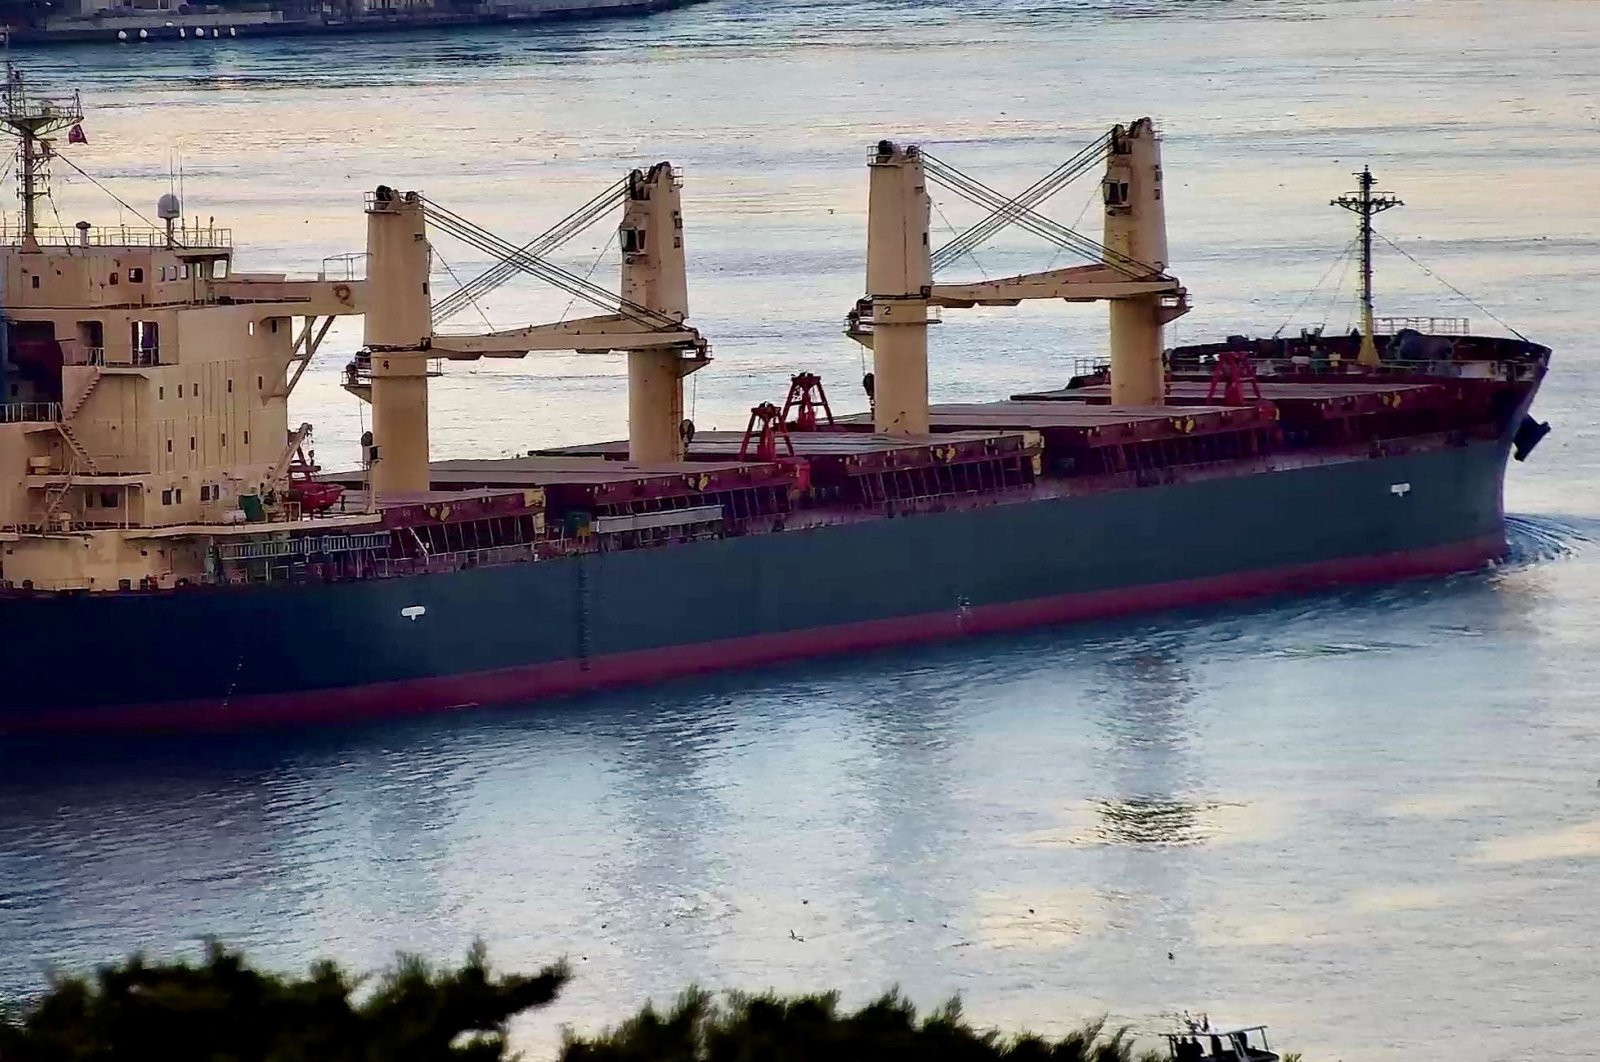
[4, 1, 1599, 1058]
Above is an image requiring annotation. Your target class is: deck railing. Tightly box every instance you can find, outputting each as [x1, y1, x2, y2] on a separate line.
[369, 543, 537, 578]
[63, 342, 157, 367]
[0, 401, 62, 423]
[1374, 316, 1471, 336]
[0, 222, 232, 250]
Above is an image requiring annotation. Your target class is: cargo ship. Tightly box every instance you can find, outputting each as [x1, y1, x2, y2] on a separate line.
[0, 0, 702, 48]
[0, 73, 1550, 732]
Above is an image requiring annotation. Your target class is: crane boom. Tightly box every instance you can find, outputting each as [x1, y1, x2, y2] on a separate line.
[355, 164, 710, 498]
[431, 314, 704, 357]
[852, 119, 1190, 435]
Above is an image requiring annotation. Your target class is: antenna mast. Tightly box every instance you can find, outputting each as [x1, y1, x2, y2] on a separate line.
[1332, 165, 1402, 367]
[0, 65, 83, 253]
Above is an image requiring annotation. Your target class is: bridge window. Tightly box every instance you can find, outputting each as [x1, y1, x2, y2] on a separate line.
[101, 490, 117, 508]
[128, 267, 144, 282]
[180, 264, 190, 280]
[29, 276, 38, 289]
[243, 430, 250, 445]
[161, 489, 172, 505]
[109, 273, 118, 286]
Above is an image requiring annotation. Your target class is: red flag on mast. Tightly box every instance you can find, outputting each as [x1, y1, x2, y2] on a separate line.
[67, 124, 87, 145]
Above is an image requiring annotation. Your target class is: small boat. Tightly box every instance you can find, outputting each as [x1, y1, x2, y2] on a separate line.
[1165, 1019, 1280, 1062]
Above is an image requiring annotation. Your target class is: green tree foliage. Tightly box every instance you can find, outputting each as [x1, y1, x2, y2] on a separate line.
[559, 988, 1164, 1062]
[0, 939, 568, 1062]
[1, 944, 1248, 1061]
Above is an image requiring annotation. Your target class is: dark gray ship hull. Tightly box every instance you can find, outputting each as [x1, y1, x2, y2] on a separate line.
[0, 439, 1511, 732]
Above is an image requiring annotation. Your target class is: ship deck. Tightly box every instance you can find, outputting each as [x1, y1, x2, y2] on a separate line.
[328, 456, 787, 488]
[1012, 379, 1442, 403]
[830, 401, 1276, 447]
[538, 429, 1024, 460]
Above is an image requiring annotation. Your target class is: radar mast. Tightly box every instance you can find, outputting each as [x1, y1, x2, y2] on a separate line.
[0, 64, 84, 253]
[1332, 166, 1403, 367]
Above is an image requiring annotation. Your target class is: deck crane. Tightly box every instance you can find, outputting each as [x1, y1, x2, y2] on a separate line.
[846, 119, 1190, 435]
[355, 164, 709, 496]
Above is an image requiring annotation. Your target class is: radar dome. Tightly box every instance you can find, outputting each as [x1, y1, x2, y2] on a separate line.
[157, 193, 181, 221]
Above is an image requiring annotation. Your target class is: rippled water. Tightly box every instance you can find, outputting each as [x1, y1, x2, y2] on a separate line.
[3, 1, 1599, 1059]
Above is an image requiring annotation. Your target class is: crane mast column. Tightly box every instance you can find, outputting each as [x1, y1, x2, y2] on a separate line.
[620, 163, 700, 463]
[865, 141, 934, 435]
[363, 187, 434, 496]
[1103, 119, 1170, 406]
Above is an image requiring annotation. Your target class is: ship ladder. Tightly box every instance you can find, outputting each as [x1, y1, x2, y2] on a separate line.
[575, 557, 592, 670]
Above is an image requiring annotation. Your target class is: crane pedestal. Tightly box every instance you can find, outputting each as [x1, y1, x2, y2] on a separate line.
[1108, 295, 1166, 407]
[369, 353, 434, 496]
[629, 348, 693, 464]
[870, 298, 933, 436]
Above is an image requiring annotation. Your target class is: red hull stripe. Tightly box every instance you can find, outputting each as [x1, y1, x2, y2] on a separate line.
[16, 534, 1505, 733]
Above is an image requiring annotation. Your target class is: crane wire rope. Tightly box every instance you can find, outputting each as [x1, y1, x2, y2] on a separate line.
[557, 226, 618, 325]
[420, 198, 682, 333]
[928, 152, 1121, 272]
[931, 135, 1109, 270]
[1040, 182, 1106, 274]
[425, 200, 669, 329]
[433, 177, 628, 324]
[430, 244, 495, 331]
[921, 152, 1163, 280]
[434, 178, 626, 319]
[434, 187, 625, 321]
[930, 132, 1111, 273]
[931, 196, 988, 279]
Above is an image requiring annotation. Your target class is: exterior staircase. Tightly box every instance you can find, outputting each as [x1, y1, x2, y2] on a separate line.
[64, 368, 102, 420]
[52, 369, 104, 476]
[41, 474, 74, 527]
[55, 423, 100, 476]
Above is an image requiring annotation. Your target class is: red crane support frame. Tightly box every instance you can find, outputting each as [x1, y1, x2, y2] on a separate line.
[781, 372, 835, 431]
[739, 402, 795, 463]
[1206, 350, 1263, 407]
